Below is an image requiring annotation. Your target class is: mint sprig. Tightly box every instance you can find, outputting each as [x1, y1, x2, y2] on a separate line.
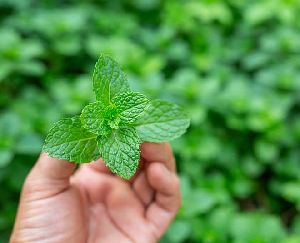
[43, 54, 190, 179]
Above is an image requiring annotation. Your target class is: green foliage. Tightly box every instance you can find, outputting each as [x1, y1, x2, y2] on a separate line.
[43, 55, 189, 179]
[99, 127, 140, 180]
[113, 92, 148, 124]
[43, 117, 98, 163]
[81, 101, 107, 135]
[93, 55, 130, 105]
[1, 0, 300, 242]
[134, 100, 190, 142]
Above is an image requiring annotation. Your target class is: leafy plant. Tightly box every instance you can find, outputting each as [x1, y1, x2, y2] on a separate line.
[2, 1, 300, 242]
[43, 55, 190, 179]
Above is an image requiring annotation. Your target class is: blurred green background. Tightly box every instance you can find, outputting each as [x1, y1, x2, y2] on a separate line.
[1, 0, 300, 242]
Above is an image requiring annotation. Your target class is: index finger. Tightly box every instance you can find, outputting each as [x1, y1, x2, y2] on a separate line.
[140, 142, 176, 172]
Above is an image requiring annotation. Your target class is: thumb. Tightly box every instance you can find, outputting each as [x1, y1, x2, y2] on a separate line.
[32, 152, 76, 181]
[23, 153, 76, 197]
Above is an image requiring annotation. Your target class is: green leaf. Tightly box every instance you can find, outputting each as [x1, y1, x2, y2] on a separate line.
[112, 92, 149, 124]
[80, 101, 106, 135]
[93, 54, 130, 105]
[134, 100, 190, 142]
[98, 127, 140, 179]
[43, 117, 99, 163]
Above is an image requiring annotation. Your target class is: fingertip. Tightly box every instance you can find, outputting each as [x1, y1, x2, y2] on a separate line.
[88, 158, 111, 174]
[140, 142, 175, 172]
[35, 152, 76, 180]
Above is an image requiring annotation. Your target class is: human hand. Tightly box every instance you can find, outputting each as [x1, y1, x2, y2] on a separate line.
[10, 142, 181, 243]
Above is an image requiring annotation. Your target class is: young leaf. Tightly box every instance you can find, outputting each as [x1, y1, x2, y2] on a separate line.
[98, 127, 140, 179]
[80, 101, 106, 135]
[133, 100, 190, 142]
[43, 117, 99, 163]
[93, 55, 130, 105]
[43, 54, 190, 180]
[112, 92, 149, 124]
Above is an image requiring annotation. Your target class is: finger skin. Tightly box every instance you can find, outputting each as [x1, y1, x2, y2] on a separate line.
[146, 163, 181, 238]
[105, 177, 157, 243]
[87, 158, 112, 174]
[88, 204, 132, 243]
[132, 142, 176, 207]
[72, 166, 157, 242]
[22, 153, 76, 200]
[11, 154, 86, 243]
[132, 172, 154, 206]
[71, 165, 112, 204]
[11, 145, 180, 243]
[140, 142, 176, 172]
[34, 153, 76, 180]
